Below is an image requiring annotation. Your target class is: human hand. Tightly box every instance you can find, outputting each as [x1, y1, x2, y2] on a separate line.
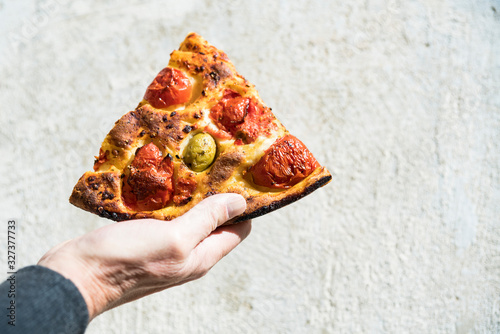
[38, 194, 251, 321]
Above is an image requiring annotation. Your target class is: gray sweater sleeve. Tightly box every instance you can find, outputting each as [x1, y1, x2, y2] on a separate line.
[0, 265, 89, 334]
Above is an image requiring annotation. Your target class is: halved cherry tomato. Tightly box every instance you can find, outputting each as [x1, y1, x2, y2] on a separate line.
[93, 148, 108, 171]
[237, 99, 275, 143]
[210, 90, 249, 130]
[122, 142, 174, 211]
[209, 89, 276, 143]
[250, 135, 319, 189]
[144, 67, 192, 109]
[217, 96, 249, 126]
[173, 177, 197, 206]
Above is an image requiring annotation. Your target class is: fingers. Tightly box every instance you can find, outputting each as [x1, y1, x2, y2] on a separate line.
[188, 220, 252, 275]
[176, 194, 247, 248]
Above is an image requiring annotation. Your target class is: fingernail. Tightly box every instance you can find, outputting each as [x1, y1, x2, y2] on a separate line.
[226, 194, 247, 218]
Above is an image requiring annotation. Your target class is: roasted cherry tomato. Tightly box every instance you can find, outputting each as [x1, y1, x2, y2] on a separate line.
[210, 91, 249, 130]
[237, 99, 275, 143]
[122, 142, 174, 211]
[173, 177, 197, 206]
[213, 95, 249, 127]
[209, 89, 275, 144]
[250, 135, 319, 189]
[93, 148, 108, 171]
[144, 67, 192, 109]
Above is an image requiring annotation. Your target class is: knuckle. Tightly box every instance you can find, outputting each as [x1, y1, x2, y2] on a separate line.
[208, 200, 229, 226]
[168, 229, 190, 259]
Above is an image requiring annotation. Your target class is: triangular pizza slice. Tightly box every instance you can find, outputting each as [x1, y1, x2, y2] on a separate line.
[70, 33, 332, 223]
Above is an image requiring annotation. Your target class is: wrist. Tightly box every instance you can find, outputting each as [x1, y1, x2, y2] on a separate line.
[38, 242, 111, 321]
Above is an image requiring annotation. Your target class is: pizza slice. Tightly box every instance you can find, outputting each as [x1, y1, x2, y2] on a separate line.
[69, 33, 332, 223]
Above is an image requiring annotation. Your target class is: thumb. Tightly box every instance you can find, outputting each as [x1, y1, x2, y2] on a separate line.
[176, 194, 247, 247]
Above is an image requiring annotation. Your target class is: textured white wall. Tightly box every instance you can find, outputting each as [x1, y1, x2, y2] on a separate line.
[1, 0, 499, 333]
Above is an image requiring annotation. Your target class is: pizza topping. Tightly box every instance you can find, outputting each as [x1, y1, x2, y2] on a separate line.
[209, 71, 220, 85]
[237, 100, 276, 143]
[122, 142, 174, 211]
[203, 124, 232, 140]
[144, 67, 192, 109]
[183, 133, 217, 172]
[101, 191, 115, 200]
[218, 96, 249, 125]
[210, 90, 246, 130]
[210, 89, 276, 144]
[93, 148, 108, 171]
[182, 125, 193, 133]
[173, 177, 197, 206]
[250, 135, 320, 189]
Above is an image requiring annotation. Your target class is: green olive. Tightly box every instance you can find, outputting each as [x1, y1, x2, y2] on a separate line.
[183, 133, 216, 172]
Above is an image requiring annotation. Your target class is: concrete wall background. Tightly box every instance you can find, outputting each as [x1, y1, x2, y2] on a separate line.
[1, 0, 499, 333]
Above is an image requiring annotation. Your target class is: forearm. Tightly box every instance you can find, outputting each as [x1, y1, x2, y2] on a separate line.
[0, 266, 89, 333]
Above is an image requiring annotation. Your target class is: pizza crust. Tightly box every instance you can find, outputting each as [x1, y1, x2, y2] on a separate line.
[230, 167, 332, 223]
[69, 33, 332, 223]
[70, 166, 332, 223]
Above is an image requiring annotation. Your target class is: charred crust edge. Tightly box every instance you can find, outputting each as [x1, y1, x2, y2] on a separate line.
[97, 207, 131, 221]
[231, 174, 333, 223]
